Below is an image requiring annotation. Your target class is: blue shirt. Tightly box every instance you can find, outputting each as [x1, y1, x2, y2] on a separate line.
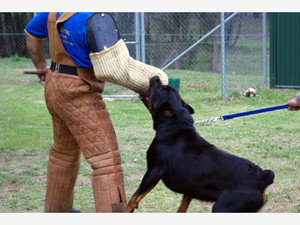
[25, 12, 95, 68]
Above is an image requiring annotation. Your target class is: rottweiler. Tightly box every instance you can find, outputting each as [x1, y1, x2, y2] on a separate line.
[124, 76, 275, 213]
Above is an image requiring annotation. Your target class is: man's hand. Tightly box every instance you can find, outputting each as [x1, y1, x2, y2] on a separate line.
[36, 65, 49, 82]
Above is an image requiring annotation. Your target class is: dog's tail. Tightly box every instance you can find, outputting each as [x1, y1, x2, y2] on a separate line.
[261, 169, 275, 186]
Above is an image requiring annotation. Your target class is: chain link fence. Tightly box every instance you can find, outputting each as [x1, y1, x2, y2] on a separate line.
[0, 13, 33, 57]
[143, 12, 266, 98]
[0, 12, 267, 98]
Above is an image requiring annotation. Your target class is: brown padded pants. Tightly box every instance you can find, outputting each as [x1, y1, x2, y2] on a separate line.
[44, 71, 127, 212]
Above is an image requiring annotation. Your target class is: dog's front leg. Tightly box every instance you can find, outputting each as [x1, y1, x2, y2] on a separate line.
[177, 194, 192, 213]
[124, 168, 163, 212]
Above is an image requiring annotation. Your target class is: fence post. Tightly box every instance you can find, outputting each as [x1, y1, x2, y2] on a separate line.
[221, 12, 226, 100]
[140, 12, 146, 63]
[135, 12, 141, 61]
[263, 12, 267, 87]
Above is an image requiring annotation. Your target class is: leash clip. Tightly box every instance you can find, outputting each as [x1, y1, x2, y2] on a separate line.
[194, 116, 222, 125]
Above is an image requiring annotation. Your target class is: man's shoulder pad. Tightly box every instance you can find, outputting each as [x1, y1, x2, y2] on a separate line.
[87, 13, 120, 52]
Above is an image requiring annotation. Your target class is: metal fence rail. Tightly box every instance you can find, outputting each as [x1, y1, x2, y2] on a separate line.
[0, 12, 267, 99]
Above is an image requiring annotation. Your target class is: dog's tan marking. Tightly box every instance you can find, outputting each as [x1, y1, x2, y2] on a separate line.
[177, 194, 192, 213]
[123, 184, 157, 213]
[263, 187, 268, 203]
[164, 110, 174, 117]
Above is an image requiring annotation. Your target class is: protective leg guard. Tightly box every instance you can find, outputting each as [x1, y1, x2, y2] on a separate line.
[89, 39, 168, 97]
[44, 146, 81, 212]
[87, 150, 127, 212]
[45, 72, 127, 212]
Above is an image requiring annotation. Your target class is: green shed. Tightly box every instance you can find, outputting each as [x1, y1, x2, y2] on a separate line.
[270, 13, 300, 88]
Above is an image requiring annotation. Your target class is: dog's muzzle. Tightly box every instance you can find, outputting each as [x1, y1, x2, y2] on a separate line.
[150, 75, 163, 88]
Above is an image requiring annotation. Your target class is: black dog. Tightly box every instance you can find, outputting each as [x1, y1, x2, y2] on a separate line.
[124, 76, 274, 213]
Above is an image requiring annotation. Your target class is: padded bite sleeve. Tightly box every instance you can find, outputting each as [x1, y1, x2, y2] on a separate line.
[89, 39, 168, 97]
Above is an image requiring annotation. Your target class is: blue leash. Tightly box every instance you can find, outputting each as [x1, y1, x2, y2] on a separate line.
[194, 104, 289, 125]
[222, 104, 288, 120]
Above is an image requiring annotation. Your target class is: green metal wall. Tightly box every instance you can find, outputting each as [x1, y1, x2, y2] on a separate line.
[270, 13, 300, 88]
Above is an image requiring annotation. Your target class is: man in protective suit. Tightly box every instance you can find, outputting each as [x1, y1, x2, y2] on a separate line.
[25, 12, 168, 213]
[24, 12, 125, 213]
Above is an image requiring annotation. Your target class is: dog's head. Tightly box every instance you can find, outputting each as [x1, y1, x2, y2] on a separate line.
[140, 76, 194, 119]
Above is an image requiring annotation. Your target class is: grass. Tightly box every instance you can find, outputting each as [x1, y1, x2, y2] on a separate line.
[0, 57, 299, 213]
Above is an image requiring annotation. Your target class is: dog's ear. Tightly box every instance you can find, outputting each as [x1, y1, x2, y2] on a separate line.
[182, 99, 194, 114]
[173, 88, 194, 114]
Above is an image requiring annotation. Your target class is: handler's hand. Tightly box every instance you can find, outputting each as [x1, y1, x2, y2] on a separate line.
[287, 97, 300, 111]
[36, 65, 49, 82]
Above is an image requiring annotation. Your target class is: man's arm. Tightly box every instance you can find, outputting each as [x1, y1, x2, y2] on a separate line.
[25, 34, 49, 81]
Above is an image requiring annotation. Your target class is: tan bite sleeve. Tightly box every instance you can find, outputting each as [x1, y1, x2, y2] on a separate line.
[89, 39, 168, 97]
